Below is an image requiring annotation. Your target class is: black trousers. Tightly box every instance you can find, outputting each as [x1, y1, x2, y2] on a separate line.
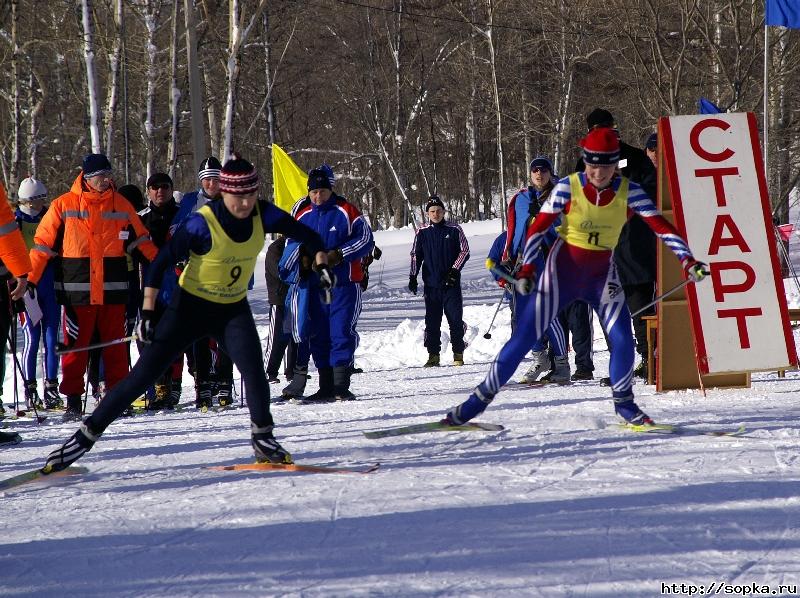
[88, 289, 273, 432]
[558, 300, 594, 372]
[423, 286, 466, 355]
[265, 304, 295, 378]
[623, 282, 656, 359]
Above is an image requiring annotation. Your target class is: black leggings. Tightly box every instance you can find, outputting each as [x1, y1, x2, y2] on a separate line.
[88, 289, 273, 432]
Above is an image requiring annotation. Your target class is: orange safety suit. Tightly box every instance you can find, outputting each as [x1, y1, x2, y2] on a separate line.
[28, 174, 158, 398]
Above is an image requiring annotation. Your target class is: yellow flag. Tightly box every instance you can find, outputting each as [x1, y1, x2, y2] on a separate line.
[271, 144, 308, 212]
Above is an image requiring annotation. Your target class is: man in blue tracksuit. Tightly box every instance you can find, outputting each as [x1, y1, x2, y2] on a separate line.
[281, 167, 374, 402]
[409, 196, 470, 367]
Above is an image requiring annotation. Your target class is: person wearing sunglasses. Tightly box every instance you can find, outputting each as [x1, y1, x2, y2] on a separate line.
[499, 156, 570, 385]
[137, 173, 182, 410]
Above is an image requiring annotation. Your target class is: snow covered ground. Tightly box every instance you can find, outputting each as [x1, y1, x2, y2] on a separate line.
[2, 219, 800, 597]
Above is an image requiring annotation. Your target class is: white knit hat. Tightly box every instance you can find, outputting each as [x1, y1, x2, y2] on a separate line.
[18, 177, 48, 202]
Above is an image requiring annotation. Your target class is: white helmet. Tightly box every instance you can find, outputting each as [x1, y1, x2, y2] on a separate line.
[18, 176, 48, 201]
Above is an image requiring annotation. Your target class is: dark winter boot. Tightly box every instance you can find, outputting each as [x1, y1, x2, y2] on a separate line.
[215, 380, 234, 407]
[195, 381, 214, 410]
[149, 382, 173, 411]
[424, 354, 440, 367]
[62, 395, 83, 422]
[0, 431, 22, 446]
[168, 378, 182, 407]
[43, 379, 63, 410]
[251, 423, 292, 464]
[303, 367, 335, 403]
[42, 421, 101, 473]
[332, 366, 356, 401]
[280, 367, 308, 401]
[540, 355, 571, 385]
[24, 381, 43, 410]
[633, 357, 648, 379]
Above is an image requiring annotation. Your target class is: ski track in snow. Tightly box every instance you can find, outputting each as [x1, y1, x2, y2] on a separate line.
[1, 220, 800, 597]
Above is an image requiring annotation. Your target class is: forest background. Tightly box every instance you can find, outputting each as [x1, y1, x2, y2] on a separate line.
[1, 0, 798, 230]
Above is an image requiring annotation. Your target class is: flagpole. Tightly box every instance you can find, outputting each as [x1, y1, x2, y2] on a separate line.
[763, 21, 769, 182]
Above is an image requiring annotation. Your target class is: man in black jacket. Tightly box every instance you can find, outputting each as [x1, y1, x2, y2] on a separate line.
[409, 196, 470, 367]
[138, 172, 182, 408]
[577, 109, 658, 380]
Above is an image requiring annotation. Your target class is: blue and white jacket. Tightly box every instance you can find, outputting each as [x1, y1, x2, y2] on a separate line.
[281, 193, 374, 286]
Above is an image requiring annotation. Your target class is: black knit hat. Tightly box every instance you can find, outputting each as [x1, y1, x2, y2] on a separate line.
[307, 168, 332, 191]
[198, 156, 222, 180]
[645, 132, 658, 150]
[219, 154, 259, 195]
[425, 195, 445, 211]
[82, 153, 113, 178]
[586, 108, 615, 130]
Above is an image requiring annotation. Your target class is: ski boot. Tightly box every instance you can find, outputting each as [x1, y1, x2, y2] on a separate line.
[215, 380, 234, 407]
[148, 383, 173, 411]
[571, 369, 593, 381]
[614, 397, 654, 426]
[195, 381, 213, 411]
[519, 349, 550, 384]
[539, 355, 571, 385]
[43, 379, 63, 410]
[423, 354, 440, 367]
[445, 387, 495, 425]
[251, 423, 293, 464]
[453, 353, 464, 366]
[62, 395, 83, 422]
[24, 381, 44, 410]
[42, 421, 101, 473]
[168, 379, 182, 408]
[280, 367, 308, 402]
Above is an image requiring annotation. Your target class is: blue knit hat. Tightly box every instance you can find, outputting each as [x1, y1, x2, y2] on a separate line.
[307, 168, 332, 191]
[529, 156, 553, 173]
[82, 153, 113, 178]
[319, 164, 335, 187]
[645, 133, 658, 150]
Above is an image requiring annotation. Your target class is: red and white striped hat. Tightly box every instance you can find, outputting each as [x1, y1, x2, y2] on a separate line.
[219, 153, 259, 195]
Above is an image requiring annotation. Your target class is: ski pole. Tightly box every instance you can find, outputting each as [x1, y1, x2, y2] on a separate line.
[630, 278, 694, 319]
[483, 298, 505, 340]
[56, 334, 138, 355]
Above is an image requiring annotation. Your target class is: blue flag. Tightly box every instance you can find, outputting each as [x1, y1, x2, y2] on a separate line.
[766, 0, 800, 28]
[698, 97, 722, 114]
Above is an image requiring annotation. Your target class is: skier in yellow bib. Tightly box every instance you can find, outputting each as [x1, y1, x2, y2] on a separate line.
[42, 156, 333, 472]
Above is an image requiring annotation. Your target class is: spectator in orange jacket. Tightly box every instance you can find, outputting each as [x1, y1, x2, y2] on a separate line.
[28, 153, 158, 420]
[0, 182, 33, 443]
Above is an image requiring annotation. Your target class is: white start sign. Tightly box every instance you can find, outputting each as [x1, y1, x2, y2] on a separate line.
[662, 112, 797, 374]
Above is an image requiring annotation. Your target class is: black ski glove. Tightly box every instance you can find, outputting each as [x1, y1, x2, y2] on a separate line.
[408, 276, 418, 295]
[443, 268, 460, 288]
[136, 309, 156, 344]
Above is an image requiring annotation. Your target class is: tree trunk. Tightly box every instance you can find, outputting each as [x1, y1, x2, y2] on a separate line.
[222, 0, 268, 160]
[485, 2, 506, 227]
[167, 0, 181, 178]
[9, 0, 21, 192]
[143, 0, 159, 179]
[81, 0, 102, 154]
[184, 0, 206, 172]
[104, 0, 123, 157]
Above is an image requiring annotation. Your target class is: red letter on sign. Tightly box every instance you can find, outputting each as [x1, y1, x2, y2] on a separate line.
[708, 214, 751, 255]
[694, 167, 740, 207]
[689, 119, 735, 162]
[710, 261, 756, 302]
[717, 308, 763, 349]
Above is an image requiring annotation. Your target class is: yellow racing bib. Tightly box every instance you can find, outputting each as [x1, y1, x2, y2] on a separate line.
[179, 204, 264, 303]
[557, 173, 629, 251]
